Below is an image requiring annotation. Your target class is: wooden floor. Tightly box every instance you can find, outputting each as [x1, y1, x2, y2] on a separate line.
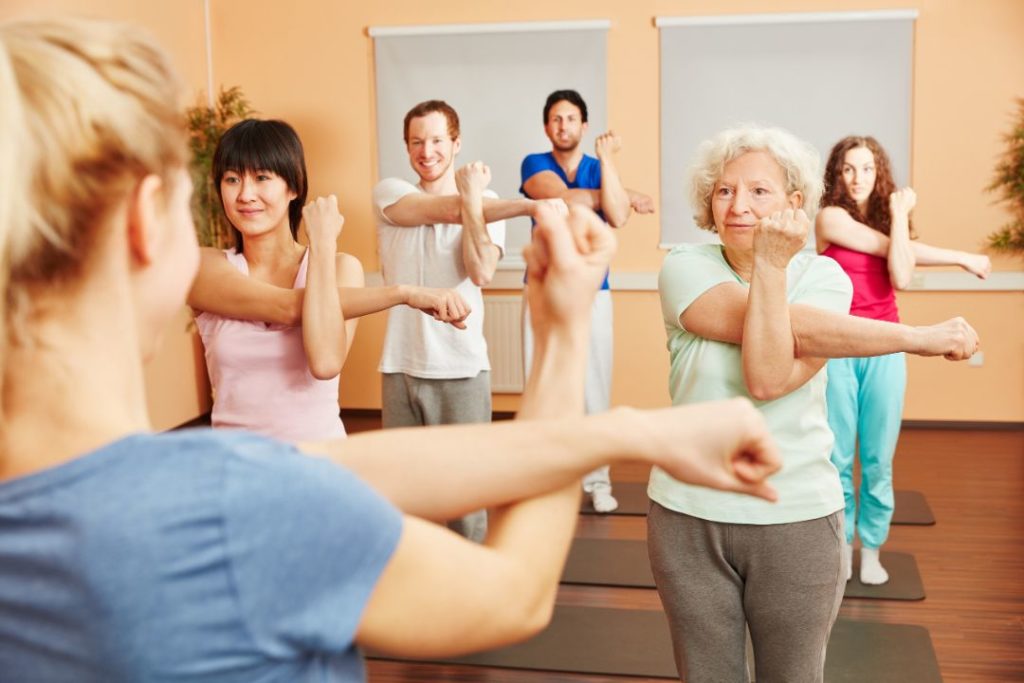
[344, 415, 1024, 683]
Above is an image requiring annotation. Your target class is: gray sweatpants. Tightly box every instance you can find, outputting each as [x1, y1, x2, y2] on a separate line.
[647, 503, 846, 683]
[522, 289, 613, 490]
[381, 371, 492, 542]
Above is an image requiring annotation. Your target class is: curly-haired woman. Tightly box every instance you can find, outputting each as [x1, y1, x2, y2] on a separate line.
[816, 135, 990, 585]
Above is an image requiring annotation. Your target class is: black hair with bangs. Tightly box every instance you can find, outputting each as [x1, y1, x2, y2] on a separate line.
[213, 119, 308, 250]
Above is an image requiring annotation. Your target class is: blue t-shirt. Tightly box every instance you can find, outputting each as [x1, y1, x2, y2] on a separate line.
[0, 429, 402, 682]
[520, 151, 610, 290]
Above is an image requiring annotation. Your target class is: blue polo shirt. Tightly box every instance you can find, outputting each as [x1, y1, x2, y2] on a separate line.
[520, 151, 610, 290]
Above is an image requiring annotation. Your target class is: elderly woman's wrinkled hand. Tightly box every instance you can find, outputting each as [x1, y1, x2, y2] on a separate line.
[753, 208, 809, 269]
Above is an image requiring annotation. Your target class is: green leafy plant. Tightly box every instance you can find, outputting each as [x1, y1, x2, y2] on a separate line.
[186, 87, 255, 248]
[987, 97, 1024, 253]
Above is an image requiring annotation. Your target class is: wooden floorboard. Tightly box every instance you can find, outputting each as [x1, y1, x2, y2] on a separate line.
[347, 415, 1024, 682]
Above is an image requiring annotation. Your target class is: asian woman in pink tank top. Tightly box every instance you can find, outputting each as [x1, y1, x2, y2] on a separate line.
[188, 120, 472, 442]
[815, 136, 991, 585]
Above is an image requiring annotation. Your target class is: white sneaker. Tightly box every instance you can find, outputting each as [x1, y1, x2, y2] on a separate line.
[590, 485, 619, 513]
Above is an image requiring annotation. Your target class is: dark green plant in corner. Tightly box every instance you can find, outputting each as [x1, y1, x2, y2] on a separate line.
[186, 87, 254, 248]
[987, 97, 1024, 253]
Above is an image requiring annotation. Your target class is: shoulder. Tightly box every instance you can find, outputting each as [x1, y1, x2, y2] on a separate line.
[659, 244, 729, 291]
[661, 243, 723, 271]
[336, 252, 365, 285]
[816, 205, 852, 228]
[373, 177, 419, 206]
[521, 152, 557, 175]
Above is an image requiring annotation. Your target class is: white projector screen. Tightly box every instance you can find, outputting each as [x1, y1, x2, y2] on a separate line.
[371, 21, 609, 266]
[658, 11, 916, 247]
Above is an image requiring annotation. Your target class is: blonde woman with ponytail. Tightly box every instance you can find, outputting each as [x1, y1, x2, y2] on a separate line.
[0, 17, 782, 682]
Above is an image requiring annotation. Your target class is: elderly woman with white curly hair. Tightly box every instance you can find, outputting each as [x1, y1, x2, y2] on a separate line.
[649, 125, 981, 683]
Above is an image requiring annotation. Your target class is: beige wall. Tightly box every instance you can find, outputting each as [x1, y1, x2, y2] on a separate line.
[6, 0, 1022, 423]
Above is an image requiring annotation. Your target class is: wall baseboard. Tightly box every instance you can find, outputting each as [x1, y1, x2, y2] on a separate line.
[901, 419, 1024, 431]
[173, 410, 1024, 432]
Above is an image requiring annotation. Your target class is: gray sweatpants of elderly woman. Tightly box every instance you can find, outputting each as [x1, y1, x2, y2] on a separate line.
[648, 504, 846, 683]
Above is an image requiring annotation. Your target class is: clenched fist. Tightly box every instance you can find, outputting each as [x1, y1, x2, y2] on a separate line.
[455, 161, 491, 197]
[889, 187, 917, 217]
[595, 130, 622, 160]
[302, 195, 344, 249]
[753, 208, 809, 269]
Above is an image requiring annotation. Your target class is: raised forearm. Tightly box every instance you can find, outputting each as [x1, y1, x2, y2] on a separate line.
[302, 245, 345, 379]
[742, 263, 796, 400]
[461, 193, 500, 285]
[887, 215, 916, 289]
[598, 158, 630, 227]
[481, 321, 591, 615]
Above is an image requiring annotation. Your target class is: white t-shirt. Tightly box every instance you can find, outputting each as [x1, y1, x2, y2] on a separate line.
[650, 243, 853, 524]
[373, 177, 506, 379]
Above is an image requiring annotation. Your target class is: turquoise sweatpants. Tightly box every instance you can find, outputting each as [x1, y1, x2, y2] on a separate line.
[826, 353, 906, 548]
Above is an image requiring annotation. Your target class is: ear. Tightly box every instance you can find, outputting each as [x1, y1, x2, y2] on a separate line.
[788, 190, 804, 210]
[127, 174, 164, 267]
[452, 136, 462, 156]
[581, 121, 589, 136]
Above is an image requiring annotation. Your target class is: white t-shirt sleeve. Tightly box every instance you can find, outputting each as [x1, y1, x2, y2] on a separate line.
[373, 177, 420, 225]
[658, 244, 736, 333]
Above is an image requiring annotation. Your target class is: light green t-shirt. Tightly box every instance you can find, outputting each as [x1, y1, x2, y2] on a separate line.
[649, 243, 853, 524]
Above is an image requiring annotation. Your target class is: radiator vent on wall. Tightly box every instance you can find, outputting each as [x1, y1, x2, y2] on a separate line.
[482, 295, 524, 394]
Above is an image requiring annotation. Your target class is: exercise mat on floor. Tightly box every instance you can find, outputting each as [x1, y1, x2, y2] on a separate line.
[562, 538, 653, 588]
[892, 489, 936, 525]
[581, 483, 934, 526]
[372, 606, 940, 683]
[845, 550, 926, 601]
[564, 539, 925, 600]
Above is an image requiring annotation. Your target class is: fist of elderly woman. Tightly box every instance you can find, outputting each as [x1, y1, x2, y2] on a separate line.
[753, 208, 809, 269]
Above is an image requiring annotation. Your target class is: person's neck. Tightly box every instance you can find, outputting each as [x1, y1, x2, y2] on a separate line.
[722, 245, 755, 282]
[856, 198, 869, 215]
[241, 224, 304, 271]
[418, 168, 457, 196]
[551, 146, 584, 178]
[0, 275, 151, 481]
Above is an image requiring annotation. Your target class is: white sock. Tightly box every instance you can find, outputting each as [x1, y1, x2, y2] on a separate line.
[590, 484, 618, 513]
[844, 542, 853, 581]
[859, 547, 890, 585]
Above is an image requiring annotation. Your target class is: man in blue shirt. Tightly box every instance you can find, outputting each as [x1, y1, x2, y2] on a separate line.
[520, 89, 654, 513]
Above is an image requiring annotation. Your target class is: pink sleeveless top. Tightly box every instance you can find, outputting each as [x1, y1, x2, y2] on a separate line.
[821, 244, 900, 323]
[195, 249, 346, 442]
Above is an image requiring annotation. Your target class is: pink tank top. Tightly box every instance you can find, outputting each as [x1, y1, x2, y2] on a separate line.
[821, 244, 900, 323]
[195, 249, 346, 442]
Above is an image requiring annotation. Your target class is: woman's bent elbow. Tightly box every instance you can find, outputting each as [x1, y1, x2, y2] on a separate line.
[745, 380, 785, 402]
[309, 360, 342, 380]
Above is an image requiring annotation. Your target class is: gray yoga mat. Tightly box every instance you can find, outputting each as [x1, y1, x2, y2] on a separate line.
[580, 483, 936, 525]
[382, 606, 941, 682]
[563, 539, 925, 601]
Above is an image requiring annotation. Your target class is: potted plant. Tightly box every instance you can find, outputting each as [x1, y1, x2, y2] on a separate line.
[987, 97, 1024, 253]
[186, 87, 254, 248]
